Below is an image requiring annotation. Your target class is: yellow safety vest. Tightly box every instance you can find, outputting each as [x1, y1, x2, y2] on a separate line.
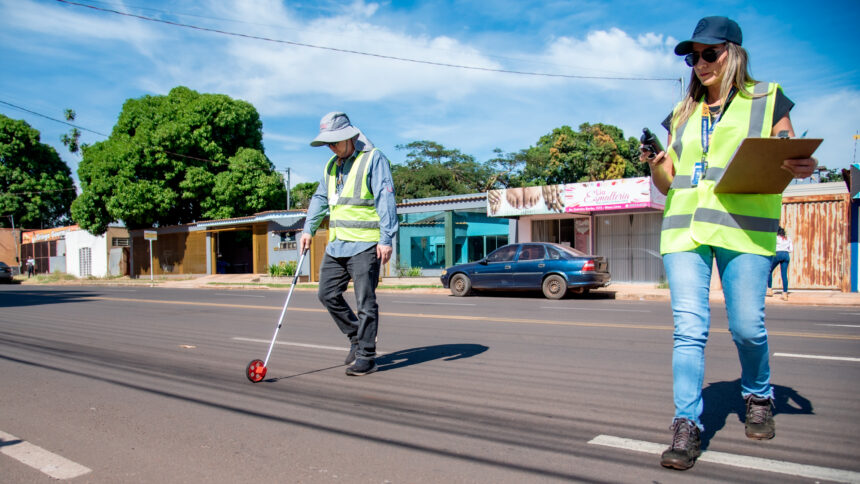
[661, 82, 782, 256]
[326, 149, 381, 242]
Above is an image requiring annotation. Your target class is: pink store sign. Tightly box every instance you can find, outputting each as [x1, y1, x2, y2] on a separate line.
[564, 177, 663, 213]
[486, 177, 664, 217]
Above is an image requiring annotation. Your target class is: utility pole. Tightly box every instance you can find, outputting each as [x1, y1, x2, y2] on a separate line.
[854, 132, 859, 164]
[283, 168, 291, 210]
[8, 214, 20, 275]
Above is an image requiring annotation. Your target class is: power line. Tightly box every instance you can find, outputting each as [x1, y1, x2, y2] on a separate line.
[0, 100, 108, 136]
[55, 0, 679, 83]
[0, 99, 229, 166]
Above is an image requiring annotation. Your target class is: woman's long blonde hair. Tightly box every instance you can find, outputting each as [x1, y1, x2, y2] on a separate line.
[672, 42, 758, 128]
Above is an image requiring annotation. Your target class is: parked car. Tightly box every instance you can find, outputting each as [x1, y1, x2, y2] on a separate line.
[440, 242, 610, 299]
[0, 261, 13, 283]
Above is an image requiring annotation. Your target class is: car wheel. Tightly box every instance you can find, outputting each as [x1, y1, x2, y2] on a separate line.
[449, 274, 472, 297]
[542, 275, 567, 300]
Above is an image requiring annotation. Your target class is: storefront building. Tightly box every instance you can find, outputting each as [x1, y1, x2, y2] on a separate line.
[396, 193, 512, 276]
[128, 210, 310, 279]
[487, 177, 667, 283]
[21, 225, 130, 277]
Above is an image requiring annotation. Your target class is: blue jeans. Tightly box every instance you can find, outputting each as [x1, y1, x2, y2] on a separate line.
[767, 251, 791, 293]
[663, 246, 773, 429]
[318, 247, 380, 360]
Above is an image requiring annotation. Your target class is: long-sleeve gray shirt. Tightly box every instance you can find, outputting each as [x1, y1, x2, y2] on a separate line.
[302, 137, 399, 257]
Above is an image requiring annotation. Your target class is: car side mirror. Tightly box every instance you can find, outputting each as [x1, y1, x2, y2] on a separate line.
[479, 258, 488, 265]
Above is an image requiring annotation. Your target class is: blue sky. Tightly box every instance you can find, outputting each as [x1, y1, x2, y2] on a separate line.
[1, 0, 858, 191]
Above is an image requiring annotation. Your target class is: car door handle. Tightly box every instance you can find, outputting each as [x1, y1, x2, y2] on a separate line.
[504, 265, 511, 269]
[538, 263, 545, 268]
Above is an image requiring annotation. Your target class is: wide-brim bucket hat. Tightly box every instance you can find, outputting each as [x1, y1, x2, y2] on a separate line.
[310, 111, 361, 147]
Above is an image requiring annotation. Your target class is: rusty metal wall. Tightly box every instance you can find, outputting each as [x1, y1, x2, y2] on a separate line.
[779, 193, 850, 291]
[132, 231, 208, 276]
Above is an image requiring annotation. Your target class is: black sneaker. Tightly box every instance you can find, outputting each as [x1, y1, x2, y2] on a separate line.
[660, 418, 701, 470]
[345, 358, 377, 376]
[344, 343, 358, 365]
[745, 395, 775, 440]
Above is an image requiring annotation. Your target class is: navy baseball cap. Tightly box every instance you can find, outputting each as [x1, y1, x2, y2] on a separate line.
[674, 16, 742, 55]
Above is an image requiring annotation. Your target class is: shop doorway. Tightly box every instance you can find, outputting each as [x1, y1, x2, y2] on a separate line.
[215, 230, 253, 274]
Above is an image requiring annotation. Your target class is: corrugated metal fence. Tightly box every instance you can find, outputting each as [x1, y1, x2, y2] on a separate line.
[779, 193, 850, 291]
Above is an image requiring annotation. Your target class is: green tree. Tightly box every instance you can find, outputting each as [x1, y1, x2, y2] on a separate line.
[392, 140, 499, 201]
[0, 114, 76, 228]
[72, 86, 286, 233]
[289, 181, 319, 209]
[60, 108, 84, 154]
[521, 123, 647, 184]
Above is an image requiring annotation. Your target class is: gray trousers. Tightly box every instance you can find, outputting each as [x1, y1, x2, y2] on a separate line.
[317, 247, 380, 359]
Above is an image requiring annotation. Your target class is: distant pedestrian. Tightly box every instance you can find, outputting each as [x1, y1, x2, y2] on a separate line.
[26, 256, 35, 278]
[640, 16, 818, 471]
[767, 227, 792, 300]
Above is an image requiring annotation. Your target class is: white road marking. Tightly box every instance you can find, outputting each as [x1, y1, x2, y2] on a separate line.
[232, 337, 388, 355]
[215, 293, 266, 298]
[817, 324, 860, 328]
[390, 300, 476, 306]
[540, 306, 647, 313]
[588, 435, 860, 483]
[0, 430, 91, 480]
[774, 353, 860, 362]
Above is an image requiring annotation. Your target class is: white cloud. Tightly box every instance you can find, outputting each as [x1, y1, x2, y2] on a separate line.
[0, 0, 161, 50]
[131, 1, 689, 123]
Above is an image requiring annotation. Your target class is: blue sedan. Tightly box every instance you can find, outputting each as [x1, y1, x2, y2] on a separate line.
[440, 242, 610, 299]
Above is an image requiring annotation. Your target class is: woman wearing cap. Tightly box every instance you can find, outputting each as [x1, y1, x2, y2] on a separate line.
[640, 16, 817, 470]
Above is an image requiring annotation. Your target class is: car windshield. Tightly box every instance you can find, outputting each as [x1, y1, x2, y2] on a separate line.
[0, 262, 9, 268]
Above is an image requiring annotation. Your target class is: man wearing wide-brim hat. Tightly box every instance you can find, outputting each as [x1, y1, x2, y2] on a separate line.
[300, 111, 398, 376]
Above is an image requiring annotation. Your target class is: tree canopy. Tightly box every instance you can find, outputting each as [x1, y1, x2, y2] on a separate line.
[289, 181, 318, 209]
[72, 86, 286, 234]
[391, 140, 504, 201]
[0, 114, 76, 228]
[519, 122, 647, 184]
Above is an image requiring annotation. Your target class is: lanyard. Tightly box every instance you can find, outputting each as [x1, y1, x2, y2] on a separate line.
[699, 88, 736, 159]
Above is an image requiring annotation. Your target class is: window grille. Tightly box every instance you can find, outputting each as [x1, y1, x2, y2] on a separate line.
[79, 247, 92, 277]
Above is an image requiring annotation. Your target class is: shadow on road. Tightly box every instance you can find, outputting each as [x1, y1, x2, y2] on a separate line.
[376, 343, 489, 372]
[450, 290, 615, 300]
[0, 289, 98, 308]
[700, 379, 813, 448]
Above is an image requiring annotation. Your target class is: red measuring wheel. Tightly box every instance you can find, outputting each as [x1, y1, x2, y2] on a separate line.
[246, 359, 267, 383]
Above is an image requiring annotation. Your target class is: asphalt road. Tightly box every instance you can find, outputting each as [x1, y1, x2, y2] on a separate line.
[1, 285, 858, 483]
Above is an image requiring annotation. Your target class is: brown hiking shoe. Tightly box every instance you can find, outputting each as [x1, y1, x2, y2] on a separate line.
[660, 418, 701, 470]
[745, 395, 775, 440]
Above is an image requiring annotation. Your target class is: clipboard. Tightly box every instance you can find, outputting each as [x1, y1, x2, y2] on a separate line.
[713, 137, 822, 194]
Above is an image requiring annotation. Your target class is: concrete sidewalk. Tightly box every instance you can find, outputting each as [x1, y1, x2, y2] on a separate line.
[161, 275, 860, 307]
[18, 274, 860, 306]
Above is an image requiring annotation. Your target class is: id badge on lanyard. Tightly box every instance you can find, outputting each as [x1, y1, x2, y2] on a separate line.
[692, 103, 712, 187]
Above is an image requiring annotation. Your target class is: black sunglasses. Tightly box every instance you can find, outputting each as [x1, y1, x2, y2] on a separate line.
[685, 46, 725, 67]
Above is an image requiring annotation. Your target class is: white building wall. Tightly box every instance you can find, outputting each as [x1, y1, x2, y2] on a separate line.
[65, 230, 109, 277]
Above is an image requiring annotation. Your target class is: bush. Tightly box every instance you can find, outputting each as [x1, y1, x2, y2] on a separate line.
[268, 260, 297, 277]
[396, 265, 423, 277]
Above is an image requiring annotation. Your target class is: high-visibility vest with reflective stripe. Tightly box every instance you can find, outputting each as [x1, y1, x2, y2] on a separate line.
[661, 82, 782, 256]
[326, 149, 381, 242]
